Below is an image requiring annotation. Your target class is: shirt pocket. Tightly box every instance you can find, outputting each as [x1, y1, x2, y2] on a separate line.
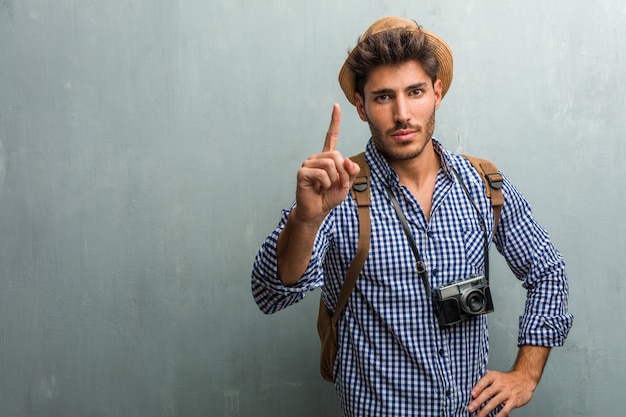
[461, 216, 486, 268]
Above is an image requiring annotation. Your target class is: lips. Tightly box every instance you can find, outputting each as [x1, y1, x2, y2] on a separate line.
[391, 129, 418, 141]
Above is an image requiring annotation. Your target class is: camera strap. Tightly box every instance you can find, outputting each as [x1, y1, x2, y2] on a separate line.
[384, 185, 432, 297]
[450, 167, 490, 283]
[384, 166, 491, 295]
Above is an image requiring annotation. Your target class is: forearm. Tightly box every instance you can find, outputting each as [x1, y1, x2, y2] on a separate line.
[511, 345, 551, 387]
[276, 206, 325, 286]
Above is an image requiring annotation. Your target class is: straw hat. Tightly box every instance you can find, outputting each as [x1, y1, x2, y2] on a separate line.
[338, 16, 454, 106]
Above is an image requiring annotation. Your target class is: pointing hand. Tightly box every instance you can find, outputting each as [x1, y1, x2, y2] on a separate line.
[294, 104, 361, 224]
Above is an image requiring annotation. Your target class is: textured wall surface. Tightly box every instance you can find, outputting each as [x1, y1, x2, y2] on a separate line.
[1, 1, 624, 416]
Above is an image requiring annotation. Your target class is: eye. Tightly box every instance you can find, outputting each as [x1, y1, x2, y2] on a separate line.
[409, 88, 424, 96]
[375, 94, 391, 102]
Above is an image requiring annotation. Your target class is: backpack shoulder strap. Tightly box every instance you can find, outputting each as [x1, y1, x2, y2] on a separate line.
[331, 152, 370, 323]
[349, 152, 371, 206]
[461, 154, 504, 231]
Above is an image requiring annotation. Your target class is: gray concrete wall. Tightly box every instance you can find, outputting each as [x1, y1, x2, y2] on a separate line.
[0, 1, 623, 416]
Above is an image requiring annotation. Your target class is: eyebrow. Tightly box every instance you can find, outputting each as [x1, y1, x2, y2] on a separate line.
[369, 82, 428, 96]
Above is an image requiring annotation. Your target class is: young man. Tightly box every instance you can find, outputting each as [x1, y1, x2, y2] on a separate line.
[251, 17, 573, 417]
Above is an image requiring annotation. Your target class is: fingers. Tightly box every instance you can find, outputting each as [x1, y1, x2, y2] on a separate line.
[470, 371, 493, 399]
[322, 103, 341, 152]
[295, 156, 354, 222]
[469, 369, 535, 417]
[309, 101, 353, 189]
[302, 153, 346, 189]
[471, 393, 507, 417]
[469, 371, 504, 417]
[293, 103, 357, 220]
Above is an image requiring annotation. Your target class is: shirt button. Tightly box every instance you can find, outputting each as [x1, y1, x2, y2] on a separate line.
[438, 348, 445, 356]
[445, 389, 451, 397]
[427, 231, 434, 237]
[432, 269, 438, 276]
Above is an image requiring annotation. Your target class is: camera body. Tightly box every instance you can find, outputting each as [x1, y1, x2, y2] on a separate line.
[432, 275, 494, 327]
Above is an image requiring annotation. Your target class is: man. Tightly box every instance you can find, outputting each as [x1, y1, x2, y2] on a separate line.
[251, 16, 573, 417]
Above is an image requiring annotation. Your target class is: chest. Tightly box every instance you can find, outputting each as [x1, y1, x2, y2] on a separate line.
[358, 179, 490, 293]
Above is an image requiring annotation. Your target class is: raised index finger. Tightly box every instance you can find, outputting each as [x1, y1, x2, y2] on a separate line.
[322, 103, 341, 152]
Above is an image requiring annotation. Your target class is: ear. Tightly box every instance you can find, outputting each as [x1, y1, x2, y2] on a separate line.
[433, 79, 443, 110]
[354, 93, 368, 122]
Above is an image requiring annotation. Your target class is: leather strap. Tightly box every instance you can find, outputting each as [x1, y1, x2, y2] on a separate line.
[461, 155, 504, 231]
[331, 152, 370, 325]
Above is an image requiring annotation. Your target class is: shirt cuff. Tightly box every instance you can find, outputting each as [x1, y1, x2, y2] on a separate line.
[518, 313, 574, 346]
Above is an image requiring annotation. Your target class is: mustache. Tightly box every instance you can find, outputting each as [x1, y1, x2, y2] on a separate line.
[387, 122, 422, 135]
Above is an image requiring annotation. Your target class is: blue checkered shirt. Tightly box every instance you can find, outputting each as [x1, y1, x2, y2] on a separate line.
[252, 138, 573, 417]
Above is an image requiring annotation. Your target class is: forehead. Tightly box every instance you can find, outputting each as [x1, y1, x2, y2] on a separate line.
[364, 60, 431, 90]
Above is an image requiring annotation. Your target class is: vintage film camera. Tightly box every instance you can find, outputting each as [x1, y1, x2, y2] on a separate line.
[432, 275, 494, 326]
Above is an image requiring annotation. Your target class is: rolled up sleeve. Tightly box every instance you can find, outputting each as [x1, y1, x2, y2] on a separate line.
[251, 207, 332, 314]
[495, 176, 574, 346]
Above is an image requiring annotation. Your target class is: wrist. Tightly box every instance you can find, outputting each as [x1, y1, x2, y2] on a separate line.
[290, 205, 328, 229]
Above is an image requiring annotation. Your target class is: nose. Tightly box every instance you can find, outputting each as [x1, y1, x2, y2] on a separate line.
[393, 96, 411, 124]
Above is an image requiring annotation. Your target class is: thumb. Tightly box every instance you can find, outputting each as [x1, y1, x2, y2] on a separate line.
[343, 157, 362, 188]
[344, 157, 361, 177]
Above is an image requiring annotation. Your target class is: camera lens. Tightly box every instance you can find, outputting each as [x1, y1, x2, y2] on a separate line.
[461, 289, 486, 314]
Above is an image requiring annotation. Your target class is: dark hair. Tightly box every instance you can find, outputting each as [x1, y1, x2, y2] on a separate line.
[346, 27, 440, 98]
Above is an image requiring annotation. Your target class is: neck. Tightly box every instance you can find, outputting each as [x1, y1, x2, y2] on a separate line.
[389, 141, 441, 188]
[387, 141, 440, 220]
